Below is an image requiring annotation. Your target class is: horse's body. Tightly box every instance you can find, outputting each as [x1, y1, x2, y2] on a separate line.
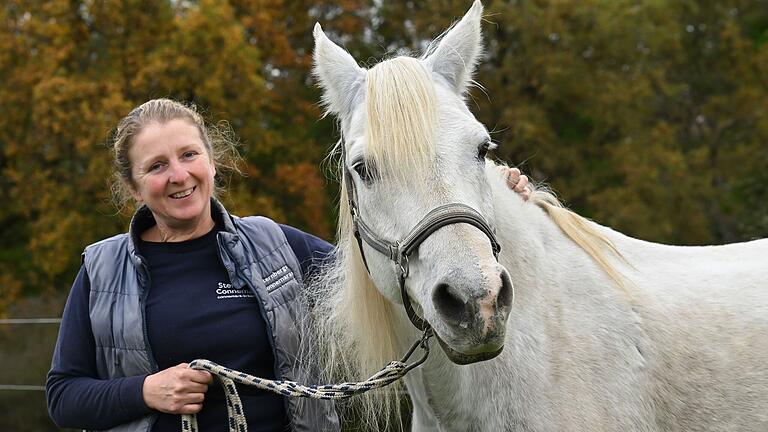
[311, 2, 768, 430]
[407, 170, 768, 431]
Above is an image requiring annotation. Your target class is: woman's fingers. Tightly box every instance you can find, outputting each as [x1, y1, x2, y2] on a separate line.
[513, 174, 529, 192]
[185, 381, 210, 393]
[185, 368, 213, 385]
[497, 166, 531, 201]
[178, 403, 205, 415]
[143, 363, 212, 414]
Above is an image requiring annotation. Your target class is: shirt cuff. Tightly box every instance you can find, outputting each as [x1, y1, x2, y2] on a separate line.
[121, 374, 153, 416]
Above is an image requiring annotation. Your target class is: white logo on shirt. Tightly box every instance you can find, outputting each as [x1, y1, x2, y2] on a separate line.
[216, 282, 255, 300]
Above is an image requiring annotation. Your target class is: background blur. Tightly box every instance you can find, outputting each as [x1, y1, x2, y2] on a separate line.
[1, 0, 766, 429]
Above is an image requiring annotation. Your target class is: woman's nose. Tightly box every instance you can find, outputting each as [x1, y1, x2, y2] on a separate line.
[168, 161, 189, 183]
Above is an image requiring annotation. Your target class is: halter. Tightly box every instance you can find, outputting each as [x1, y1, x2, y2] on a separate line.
[342, 146, 502, 331]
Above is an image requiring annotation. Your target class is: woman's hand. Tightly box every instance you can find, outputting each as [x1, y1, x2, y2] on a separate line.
[498, 166, 531, 201]
[142, 363, 213, 414]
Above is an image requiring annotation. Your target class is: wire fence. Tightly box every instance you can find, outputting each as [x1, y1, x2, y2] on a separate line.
[0, 384, 46, 391]
[0, 318, 60, 392]
[0, 318, 61, 324]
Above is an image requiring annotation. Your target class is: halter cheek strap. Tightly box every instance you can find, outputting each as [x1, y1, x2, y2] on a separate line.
[342, 150, 502, 331]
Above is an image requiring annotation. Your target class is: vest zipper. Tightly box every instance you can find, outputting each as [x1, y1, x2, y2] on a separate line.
[136, 256, 159, 373]
[136, 255, 161, 432]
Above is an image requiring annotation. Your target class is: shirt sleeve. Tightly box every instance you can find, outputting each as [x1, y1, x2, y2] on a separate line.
[278, 224, 335, 280]
[46, 266, 152, 429]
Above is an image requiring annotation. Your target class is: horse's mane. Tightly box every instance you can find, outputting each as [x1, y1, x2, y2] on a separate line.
[304, 185, 404, 430]
[366, 57, 438, 183]
[527, 187, 628, 289]
[308, 56, 625, 430]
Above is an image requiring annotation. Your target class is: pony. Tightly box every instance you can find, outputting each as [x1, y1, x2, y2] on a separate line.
[308, 1, 768, 430]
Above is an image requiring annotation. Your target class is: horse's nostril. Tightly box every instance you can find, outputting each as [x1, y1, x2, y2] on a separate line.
[432, 283, 469, 326]
[497, 270, 514, 310]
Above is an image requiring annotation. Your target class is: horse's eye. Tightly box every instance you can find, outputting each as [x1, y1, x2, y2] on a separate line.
[352, 160, 373, 184]
[477, 140, 494, 161]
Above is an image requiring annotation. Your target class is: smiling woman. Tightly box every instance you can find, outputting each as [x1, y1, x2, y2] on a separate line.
[44, 99, 341, 432]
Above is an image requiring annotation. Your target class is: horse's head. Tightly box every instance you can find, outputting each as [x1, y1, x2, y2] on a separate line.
[313, 1, 512, 365]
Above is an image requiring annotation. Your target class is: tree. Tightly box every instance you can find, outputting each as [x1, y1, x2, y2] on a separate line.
[475, 0, 767, 244]
[0, 0, 372, 300]
[1, 0, 766, 305]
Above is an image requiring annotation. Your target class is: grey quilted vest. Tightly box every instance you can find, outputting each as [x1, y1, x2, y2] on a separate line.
[83, 199, 339, 432]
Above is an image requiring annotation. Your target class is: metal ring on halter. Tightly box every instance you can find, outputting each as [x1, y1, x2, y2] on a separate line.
[399, 254, 409, 278]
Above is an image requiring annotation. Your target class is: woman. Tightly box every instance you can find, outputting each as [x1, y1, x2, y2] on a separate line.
[45, 99, 531, 432]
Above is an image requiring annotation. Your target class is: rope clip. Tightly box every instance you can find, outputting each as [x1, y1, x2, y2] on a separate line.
[400, 327, 433, 373]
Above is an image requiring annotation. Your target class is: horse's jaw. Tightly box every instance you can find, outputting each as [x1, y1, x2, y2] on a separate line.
[435, 333, 505, 364]
[430, 310, 510, 365]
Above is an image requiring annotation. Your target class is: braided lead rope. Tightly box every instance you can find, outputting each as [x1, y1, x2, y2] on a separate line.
[181, 328, 433, 432]
[180, 374, 247, 432]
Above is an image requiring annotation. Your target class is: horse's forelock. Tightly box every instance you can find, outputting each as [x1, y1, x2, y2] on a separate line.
[365, 57, 438, 182]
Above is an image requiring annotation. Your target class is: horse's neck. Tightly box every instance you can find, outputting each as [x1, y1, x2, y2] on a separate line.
[404, 173, 637, 430]
[487, 173, 624, 311]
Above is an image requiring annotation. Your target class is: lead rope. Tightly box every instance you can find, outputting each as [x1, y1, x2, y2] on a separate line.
[180, 328, 433, 432]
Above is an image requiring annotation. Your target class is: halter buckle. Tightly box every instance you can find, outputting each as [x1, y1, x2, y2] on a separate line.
[398, 254, 410, 278]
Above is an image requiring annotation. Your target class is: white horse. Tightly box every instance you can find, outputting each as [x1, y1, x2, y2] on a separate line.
[309, 1, 768, 430]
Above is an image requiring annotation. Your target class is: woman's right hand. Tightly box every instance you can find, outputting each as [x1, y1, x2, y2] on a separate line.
[142, 363, 213, 414]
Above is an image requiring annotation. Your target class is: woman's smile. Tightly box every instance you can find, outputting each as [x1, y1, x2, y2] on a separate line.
[169, 186, 196, 200]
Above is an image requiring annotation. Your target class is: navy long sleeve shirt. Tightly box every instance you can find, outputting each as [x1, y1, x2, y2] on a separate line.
[46, 224, 333, 431]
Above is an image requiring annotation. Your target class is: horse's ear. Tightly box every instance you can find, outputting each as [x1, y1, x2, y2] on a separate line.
[313, 23, 366, 117]
[423, 0, 483, 95]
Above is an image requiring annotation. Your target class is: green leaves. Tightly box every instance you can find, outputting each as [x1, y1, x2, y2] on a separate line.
[473, 0, 768, 244]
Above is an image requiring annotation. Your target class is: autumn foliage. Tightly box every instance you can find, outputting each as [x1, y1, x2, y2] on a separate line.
[1, 0, 766, 308]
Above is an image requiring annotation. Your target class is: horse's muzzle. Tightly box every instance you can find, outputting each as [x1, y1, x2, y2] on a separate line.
[430, 267, 513, 364]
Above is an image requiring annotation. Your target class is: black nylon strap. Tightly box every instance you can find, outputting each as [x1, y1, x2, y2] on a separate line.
[399, 203, 500, 259]
[399, 268, 430, 331]
[343, 167, 377, 273]
[356, 216, 397, 258]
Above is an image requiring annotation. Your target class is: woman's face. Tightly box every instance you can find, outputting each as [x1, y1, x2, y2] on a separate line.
[128, 119, 216, 233]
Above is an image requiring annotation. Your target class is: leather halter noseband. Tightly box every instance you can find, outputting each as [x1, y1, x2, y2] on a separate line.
[342, 147, 502, 331]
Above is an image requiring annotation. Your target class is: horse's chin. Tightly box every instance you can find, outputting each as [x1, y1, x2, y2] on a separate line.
[434, 333, 504, 365]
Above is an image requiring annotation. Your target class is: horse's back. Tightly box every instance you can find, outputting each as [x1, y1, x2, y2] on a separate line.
[614, 234, 768, 430]
[611, 232, 767, 294]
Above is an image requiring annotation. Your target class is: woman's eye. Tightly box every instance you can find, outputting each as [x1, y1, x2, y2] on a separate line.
[183, 151, 198, 159]
[149, 162, 165, 172]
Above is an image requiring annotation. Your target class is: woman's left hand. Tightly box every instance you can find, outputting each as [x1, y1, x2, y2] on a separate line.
[498, 166, 531, 201]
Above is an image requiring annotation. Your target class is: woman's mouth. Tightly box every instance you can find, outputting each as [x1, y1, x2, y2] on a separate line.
[169, 186, 195, 199]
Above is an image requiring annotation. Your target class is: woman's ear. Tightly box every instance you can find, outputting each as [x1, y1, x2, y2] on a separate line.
[126, 180, 142, 204]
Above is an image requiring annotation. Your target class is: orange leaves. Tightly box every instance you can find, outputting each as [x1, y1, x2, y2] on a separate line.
[274, 162, 331, 239]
